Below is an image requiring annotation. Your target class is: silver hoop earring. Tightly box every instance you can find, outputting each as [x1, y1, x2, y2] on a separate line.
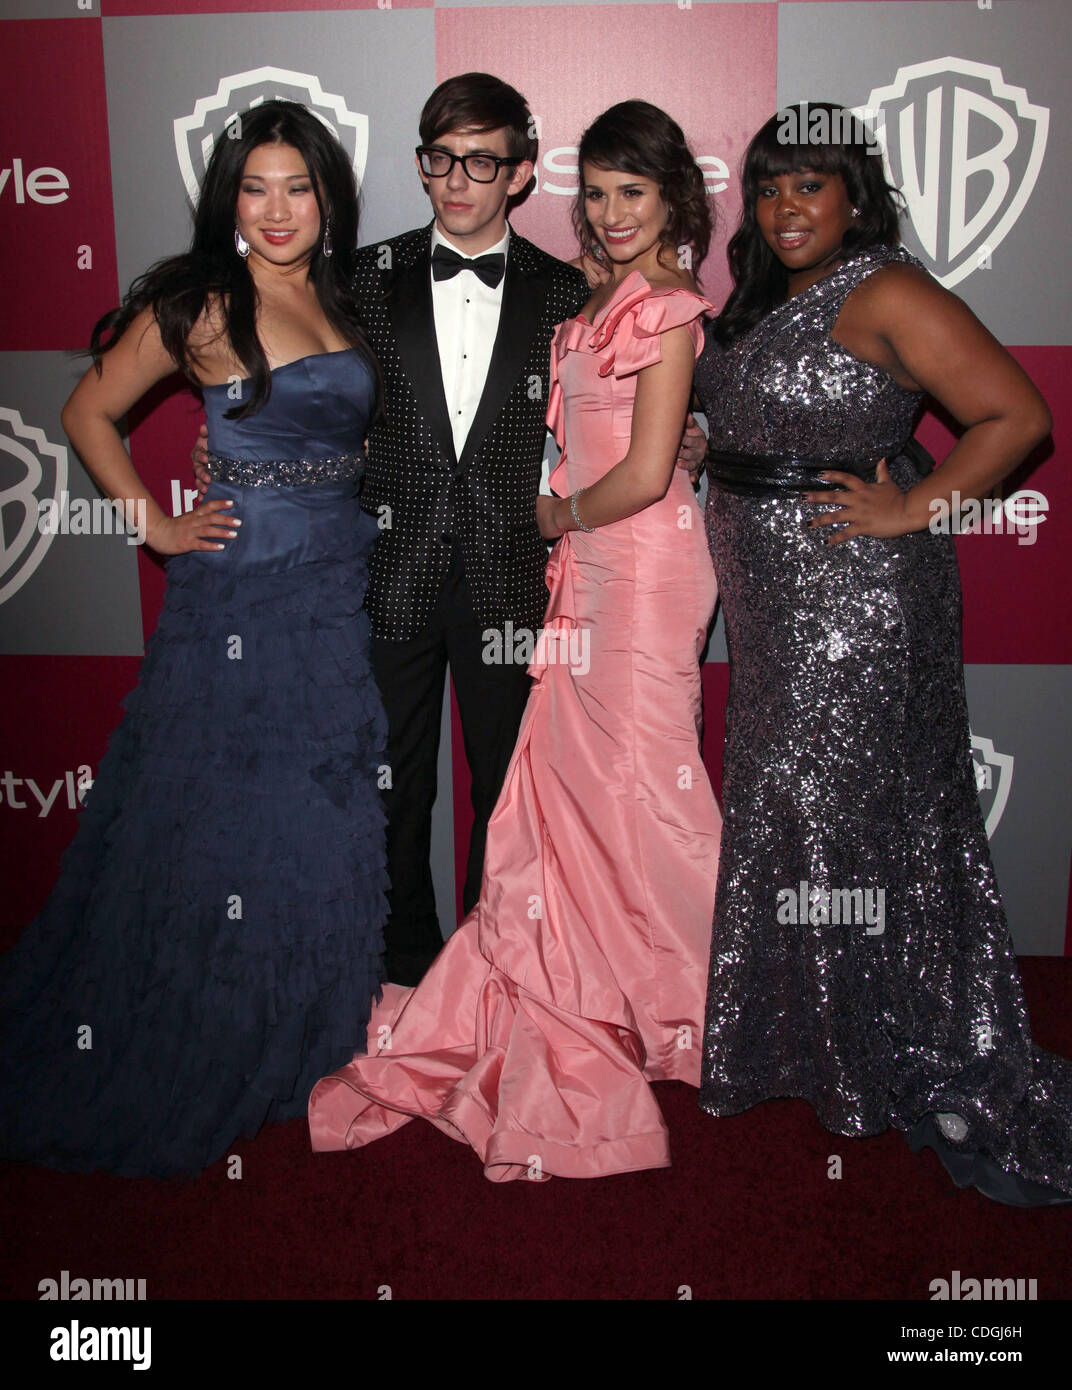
[234, 226, 250, 258]
[322, 218, 333, 258]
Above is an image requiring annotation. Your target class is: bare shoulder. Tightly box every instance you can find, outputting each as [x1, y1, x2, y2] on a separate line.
[103, 303, 172, 369]
[645, 265, 699, 296]
[844, 258, 979, 338]
[854, 260, 958, 316]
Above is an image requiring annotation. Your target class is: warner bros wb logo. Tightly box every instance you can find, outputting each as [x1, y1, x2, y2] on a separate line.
[0, 406, 67, 608]
[174, 66, 369, 206]
[971, 733, 1013, 839]
[859, 57, 1048, 288]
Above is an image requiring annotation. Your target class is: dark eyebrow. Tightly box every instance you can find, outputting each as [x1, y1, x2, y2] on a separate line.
[430, 144, 500, 156]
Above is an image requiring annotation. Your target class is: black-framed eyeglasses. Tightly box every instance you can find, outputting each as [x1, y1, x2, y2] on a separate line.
[416, 146, 522, 183]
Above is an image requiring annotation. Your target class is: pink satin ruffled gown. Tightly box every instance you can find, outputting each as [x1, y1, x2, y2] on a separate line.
[309, 271, 722, 1181]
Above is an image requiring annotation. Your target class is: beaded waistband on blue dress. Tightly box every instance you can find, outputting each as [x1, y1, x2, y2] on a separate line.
[205, 451, 364, 487]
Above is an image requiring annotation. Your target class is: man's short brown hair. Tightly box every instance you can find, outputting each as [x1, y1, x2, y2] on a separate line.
[419, 72, 538, 165]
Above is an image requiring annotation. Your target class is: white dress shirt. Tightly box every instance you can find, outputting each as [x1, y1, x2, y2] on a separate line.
[430, 225, 509, 459]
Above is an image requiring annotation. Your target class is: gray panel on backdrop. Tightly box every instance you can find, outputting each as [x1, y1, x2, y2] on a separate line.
[0, 1, 98, 16]
[964, 664, 1070, 956]
[101, 9, 437, 293]
[0, 351, 144, 656]
[778, 0, 1067, 344]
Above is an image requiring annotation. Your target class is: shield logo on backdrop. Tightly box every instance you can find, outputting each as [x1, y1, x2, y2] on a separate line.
[0, 406, 67, 608]
[858, 57, 1049, 288]
[174, 66, 369, 206]
[970, 733, 1014, 839]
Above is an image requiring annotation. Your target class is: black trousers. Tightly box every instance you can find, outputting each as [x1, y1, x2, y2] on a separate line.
[370, 544, 532, 985]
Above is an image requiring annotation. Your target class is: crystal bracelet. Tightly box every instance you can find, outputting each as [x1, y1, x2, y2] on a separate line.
[569, 487, 595, 533]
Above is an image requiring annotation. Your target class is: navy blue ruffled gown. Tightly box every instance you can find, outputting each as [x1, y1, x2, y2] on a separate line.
[0, 347, 388, 1177]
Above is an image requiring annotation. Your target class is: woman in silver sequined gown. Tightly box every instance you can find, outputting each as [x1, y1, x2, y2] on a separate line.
[694, 105, 1072, 1206]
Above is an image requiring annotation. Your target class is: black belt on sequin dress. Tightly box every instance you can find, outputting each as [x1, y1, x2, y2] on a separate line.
[707, 436, 936, 496]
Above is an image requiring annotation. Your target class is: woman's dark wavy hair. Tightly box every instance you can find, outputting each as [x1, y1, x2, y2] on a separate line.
[572, 100, 713, 278]
[713, 101, 903, 345]
[90, 99, 381, 420]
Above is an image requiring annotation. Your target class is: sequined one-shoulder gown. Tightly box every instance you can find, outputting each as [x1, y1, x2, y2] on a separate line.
[0, 348, 388, 1177]
[694, 245, 1072, 1199]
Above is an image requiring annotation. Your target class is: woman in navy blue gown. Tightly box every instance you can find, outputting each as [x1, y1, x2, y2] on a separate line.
[0, 101, 387, 1177]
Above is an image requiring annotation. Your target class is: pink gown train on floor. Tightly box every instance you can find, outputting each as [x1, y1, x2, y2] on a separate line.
[309, 272, 722, 1181]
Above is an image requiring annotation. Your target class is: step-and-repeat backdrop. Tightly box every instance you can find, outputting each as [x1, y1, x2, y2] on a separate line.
[1, 0, 1068, 953]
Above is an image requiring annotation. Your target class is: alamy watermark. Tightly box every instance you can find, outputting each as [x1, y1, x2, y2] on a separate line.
[482, 621, 591, 676]
[929, 1270, 1036, 1302]
[776, 102, 881, 151]
[777, 879, 886, 935]
[39, 1270, 146, 1301]
[929, 489, 1047, 547]
[38, 493, 146, 546]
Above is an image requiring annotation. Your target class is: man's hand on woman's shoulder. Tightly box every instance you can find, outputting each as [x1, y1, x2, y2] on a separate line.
[569, 254, 611, 290]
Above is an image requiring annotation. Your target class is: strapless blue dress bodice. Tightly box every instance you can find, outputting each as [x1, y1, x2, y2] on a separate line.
[204, 347, 376, 462]
[190, 348, 379, 577]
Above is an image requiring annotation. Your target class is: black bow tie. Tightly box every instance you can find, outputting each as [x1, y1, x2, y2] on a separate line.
[431, 244, 506, 289]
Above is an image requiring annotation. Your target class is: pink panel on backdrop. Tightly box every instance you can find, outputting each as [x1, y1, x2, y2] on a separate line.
[0, 656, 142, 944]
[916, 345, 1068, 665]
[435, 3, 778, 309]
[1, 21, 118, 351]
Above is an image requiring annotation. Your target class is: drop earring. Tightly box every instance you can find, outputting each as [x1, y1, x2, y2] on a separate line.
[322, 217, 333, 258]
[234, 226, 250, 258]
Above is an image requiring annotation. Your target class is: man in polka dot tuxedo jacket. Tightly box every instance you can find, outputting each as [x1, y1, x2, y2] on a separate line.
[354, 74, 591, 985]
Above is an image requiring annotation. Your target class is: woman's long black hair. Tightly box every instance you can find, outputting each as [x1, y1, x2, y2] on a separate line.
[572, 100, 713, 278]
[713, 102, 903, 346]
[90, 99, 381, 420]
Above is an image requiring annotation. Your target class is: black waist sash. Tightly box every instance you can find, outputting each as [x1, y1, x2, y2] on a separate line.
[707, 436, 936, 496]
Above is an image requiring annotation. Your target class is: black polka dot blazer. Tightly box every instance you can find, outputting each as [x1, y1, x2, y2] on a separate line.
[352, 222, 590, 641]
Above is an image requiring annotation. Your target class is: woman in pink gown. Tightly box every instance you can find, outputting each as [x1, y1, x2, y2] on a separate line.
[309, 101, 722, 1181]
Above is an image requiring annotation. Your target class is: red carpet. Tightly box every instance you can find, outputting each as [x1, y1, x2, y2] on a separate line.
[3, 957, 1069, 1302]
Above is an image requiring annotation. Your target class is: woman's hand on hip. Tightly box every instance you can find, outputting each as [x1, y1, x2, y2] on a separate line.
[148, 498, 241, 555]
[805, 460, 914, 543]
